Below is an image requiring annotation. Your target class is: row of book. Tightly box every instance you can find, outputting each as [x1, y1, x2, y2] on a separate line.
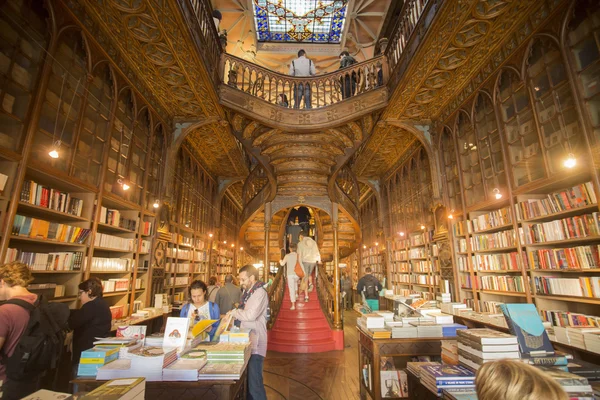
[362, 254, 383, 264]
[459, 275, 473, 289]
[165, 262, 191, 273]
[528, 244, 600, 270]
[539, 309, 600, 328]
[91, 257, 133, 272]
[469, 228, 520, 251]
[194, 249, 209, 262]
[166, 247, 193, 260]
[94, 232, 135, 251]
[533, 276, 600, 298]
[167, 276, 190, 286]
[141, 221, 152, 236]
[471, 206, 512, 232]
[12, 215, 91, 244]
[410, 232, 430, 246]
[5, 248, 84, 271]
[478, 275, 527, 293]
[101, 278, 129, 292]
[514, 182, 597, 221]
[473, 251, 524, 271]
[28, 283, 66, 298]
[217, 248, 234, 257]
[409, 247, 427, 258]
[391, 250, 408, 261]
[216, 255, 233, 265]
[411, 260, 432, 272]
[20, 180, 84, 216]
[391, 273, 411, 284]
[524, 213, 600, 243]
[412, 274, 437, 286]
[98, 206, 137, 231]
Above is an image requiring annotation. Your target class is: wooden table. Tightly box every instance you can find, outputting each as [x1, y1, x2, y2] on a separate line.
[357, 326, 447, 400]
[72, 368, 247, 400]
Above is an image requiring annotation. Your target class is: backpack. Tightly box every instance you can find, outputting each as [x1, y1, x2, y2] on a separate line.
[364, 284, 378, 299]
[0, 295, 69, 381]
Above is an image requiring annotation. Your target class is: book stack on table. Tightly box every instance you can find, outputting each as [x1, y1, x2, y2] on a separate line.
[407, 361, 440, 378]
[391, 325, 417, 339]
[456, 328, 519, 371]
[195, 342, 251, 365]
[566, 327, 600, 350]
[77, 347, 119, 377]
[419, 365, 476, 396]
[539, 367, 595, 399]
[584, 332, 600, 353]
[127, 347, 178, 381]
[163, 349, 208, 382]
[441, 340, 459, 365]
[409, 321, 443, 338]
[567, 359, 600, 382]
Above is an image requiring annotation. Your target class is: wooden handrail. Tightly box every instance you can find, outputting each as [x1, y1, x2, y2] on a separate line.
[222, 53, 388, 109]
[266, 261, 285, 329]
[316, 262, 338, 329]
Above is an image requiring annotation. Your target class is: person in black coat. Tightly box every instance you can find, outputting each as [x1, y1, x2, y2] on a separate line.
[69, 277, 112, 367]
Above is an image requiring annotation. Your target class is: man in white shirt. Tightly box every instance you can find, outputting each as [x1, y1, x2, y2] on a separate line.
[289, 49, 316, 109]
[297, 232, 321, 292]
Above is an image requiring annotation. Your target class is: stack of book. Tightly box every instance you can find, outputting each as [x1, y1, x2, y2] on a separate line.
[128, 347, 178, 381]
[163, 349, 208, 381]
[539, 367, 594, 399]
[360, 313, 385, 329]
[409, 321, 443, 338]
[391, 325, 417, 339]
[198, 363, 246, 380]
[441, 323, 468, 337]
[94, 337, 141, 358]
[80, 377, 145, 399]
[371, 328, 392, 339]
[565, 327, 600, 350]
[441, 340, 458, 365]
[429, 312, 454, 324]
[567, 359, 600, 382]
[77, 347, 119, 377]
[406, 361, 440, 378]
[457, 328, 519, 371]
[419, 365, 476, 396]
[584, 332, 600, 353]
[194, 342, 251, 364]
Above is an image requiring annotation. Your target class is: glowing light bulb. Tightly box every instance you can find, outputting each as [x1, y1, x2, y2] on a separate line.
[399, 231, 405, 237]
[448, 209, 455, 219]
[375, 242, 379, 246]
[224, 240, 227, 244]
[240, 247, 244, 251]
[153, 200, 160, 208]
[118, 179, 130, 191]
[231, 243, 235, 248]
[209, 233, 213, 238]
[563, 154, 576, 169]
[493, 188, 502, 200]
[420, 225, 425, 230]
[48, 149, 59, 158]
[363, 245, 367, 249]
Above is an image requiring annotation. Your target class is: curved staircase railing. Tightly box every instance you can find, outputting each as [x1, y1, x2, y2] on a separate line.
[316, 263, 338, 329]
[266, 262, 285, 330]
[222, 53, 388, 109]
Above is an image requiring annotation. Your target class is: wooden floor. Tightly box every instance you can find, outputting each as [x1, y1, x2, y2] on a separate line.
[263, 310, 360, 400]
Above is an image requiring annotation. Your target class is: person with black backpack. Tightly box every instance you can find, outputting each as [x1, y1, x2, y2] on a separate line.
[339, 51, 358, 99]
[357, 267, 382, 311]
[0, 261, 69, 400]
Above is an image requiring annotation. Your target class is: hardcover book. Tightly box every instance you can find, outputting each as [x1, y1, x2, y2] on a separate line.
[79, 377, 145, 400]
[456, 328, 518, 345]
[499, 303, 554, 355]
[457, 337, 519, 352]
[420, 365, 475, 381]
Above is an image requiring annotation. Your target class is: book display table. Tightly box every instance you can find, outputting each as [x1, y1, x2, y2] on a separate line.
[358, 326, 447, 400]
[406, 370, 440, 400]
[72, 368, 247, 399]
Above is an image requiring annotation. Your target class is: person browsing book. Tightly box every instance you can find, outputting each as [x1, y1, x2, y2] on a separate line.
[227, 264, 268, 400]
[180, 280, 220, 341]
[215, 274, 241, 315]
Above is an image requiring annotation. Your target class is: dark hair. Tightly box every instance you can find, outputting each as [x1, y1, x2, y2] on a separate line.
[239, 264, 259, 280]
[298, 49, 306, 57]
[209, 276, 217, 285]
[189, 280, 208, 297]
[340, 51, 350, 57]
[290, 243, 297, 251]
[212, 10, 222, 20]
[299, 231, 308, 238]
[365, 267, 372, 273]
[269, 272, 276, 277]
[224, 274, 234, 283]
[79, 277, 104, 298]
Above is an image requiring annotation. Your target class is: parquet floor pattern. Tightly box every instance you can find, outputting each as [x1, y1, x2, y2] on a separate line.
[263, 310, 360, 400]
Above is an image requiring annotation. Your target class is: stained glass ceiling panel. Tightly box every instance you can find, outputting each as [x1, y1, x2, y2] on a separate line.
[253, 0, 349, 43]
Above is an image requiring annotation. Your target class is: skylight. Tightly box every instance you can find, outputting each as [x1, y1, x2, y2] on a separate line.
[253, 0, 349, 44]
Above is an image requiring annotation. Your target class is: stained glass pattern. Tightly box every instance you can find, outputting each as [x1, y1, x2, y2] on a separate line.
[253, 0, 348, 43]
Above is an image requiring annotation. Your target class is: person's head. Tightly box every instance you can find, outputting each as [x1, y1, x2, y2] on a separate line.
[299, 232, 307, 241]
[298, 49, 306, 58]
[475, 360, 568, 400]
[209, 276, 217, 286]
[224, 274, 234, 284]
[365, 267, 372, 274]
[269, 272, 276, 278]
[78, 277, 104, 305]
[189, 280, 208, 306]
[0, 262, 34, 300]
[339, 51, 350, 59]
[212, 10, 222, 21]
[238, 264, 259, 290]
[290, 243, 297, 252]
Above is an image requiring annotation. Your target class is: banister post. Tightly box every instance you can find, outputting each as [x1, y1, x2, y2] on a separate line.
[332, 202, 342, 330]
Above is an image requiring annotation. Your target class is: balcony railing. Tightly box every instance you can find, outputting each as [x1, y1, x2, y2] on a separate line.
[221, 54, 388, 109]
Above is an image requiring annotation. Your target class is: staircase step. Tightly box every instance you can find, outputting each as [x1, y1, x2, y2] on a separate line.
[274, 316, 330, 330]
[270, 327, 332, 342]
[267, 338, 337, 353]
[281, 300, 320, 310]
[276, 308, 326, 319]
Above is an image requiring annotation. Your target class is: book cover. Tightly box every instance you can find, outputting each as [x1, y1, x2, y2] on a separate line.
[21, 389, 73, 400]
[163, 317, 190, 352]
[520, 354, 568, 366]
[499, 303, 554, 355]
[457, 343, 519, 360]
[381, 370, 408, 398]
[420, 365, 475, 381]
[79, 377, 145, 399]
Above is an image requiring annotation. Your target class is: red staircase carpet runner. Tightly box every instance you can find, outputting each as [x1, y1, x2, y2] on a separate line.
[267, 284, 344, 353]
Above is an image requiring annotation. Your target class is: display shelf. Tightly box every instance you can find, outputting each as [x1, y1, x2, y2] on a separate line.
[97, 222, 137, 234]
[520, 203, 599, 223]
[10, 236, 88, 247]
[17, 202, 89, 222]
[479, 290, 528, 297]
[535, 294, 600, 305]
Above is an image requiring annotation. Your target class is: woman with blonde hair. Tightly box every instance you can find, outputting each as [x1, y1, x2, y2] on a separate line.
[475, 360, 568, 400]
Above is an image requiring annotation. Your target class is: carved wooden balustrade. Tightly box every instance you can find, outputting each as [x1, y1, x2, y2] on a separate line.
[180, 0, 222, 85]
[222, 54, 388, 109]
[242, 164, 269, 205]
[317, 262, 339, 329]
[266, 263, 285, 329]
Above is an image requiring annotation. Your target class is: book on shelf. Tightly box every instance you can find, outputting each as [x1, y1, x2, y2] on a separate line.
[91, 257, 133, 272]
[96, 204, 137, 231]
[515, 182, 597, 221]
[12, 215, 91, 244]
[523, 212, 600, 244]
[5, 249, 84, 271]
[94, 233, 135, 251]
[499, 303, 555, 356]
[0, 172, 8, 193]
[20, 180, 83, 216]
[534, 276, 600, 298]
[540, 309, 600, 328]
[470, 206, 512, 232]
[528, 245, 600, 271]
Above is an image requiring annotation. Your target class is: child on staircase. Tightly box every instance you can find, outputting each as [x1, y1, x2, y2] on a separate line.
[279, 243, 306, 310]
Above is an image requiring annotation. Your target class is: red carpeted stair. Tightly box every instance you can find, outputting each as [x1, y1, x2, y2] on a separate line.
[268, 285, 344, 353]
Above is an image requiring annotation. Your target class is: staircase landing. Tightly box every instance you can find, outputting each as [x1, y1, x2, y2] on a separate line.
[268, 284, 344, 353]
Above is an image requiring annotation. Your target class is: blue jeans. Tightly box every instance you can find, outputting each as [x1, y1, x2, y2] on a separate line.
[294, 83, 311, 109]
[247, 354, 267, 400]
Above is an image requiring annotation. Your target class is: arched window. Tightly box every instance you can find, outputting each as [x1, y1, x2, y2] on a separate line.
[35, 29, 88, 172]
[496, 69, 545, 187]
[473, 93, 507, 198]
[73, 64, 114, 185]
[456, 111, 484, 207]
[0, 0, 49, 152]
[146, 124, 164, 211]
[527, 38, 582, 173]
[441, 127, 461, 212]
[128, 108, 151, 204]
[567, 1, 600, 145]
[105, 89, 135, 194]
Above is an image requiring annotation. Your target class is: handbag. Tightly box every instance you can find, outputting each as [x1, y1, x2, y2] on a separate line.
[294, 257, 305, 278]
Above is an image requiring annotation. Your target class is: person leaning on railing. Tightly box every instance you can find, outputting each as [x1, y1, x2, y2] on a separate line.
[289, 49, 316, 109]
[339, 51, 357, 99]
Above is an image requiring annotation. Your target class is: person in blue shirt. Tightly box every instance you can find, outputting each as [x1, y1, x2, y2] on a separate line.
[180, 280, 220, 340]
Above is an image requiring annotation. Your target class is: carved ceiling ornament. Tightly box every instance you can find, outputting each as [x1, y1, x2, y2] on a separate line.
[77, 0, 222, 118]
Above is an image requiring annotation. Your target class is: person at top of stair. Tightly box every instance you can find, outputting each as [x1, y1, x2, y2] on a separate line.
[297, 232, 321, 296]
[279, 243, 306, 310]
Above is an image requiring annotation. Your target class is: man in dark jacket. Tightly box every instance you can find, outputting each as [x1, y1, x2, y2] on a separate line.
[215, 274, 242, 315]
[339, 51, 357, 99]
[356, 267, 382, 310]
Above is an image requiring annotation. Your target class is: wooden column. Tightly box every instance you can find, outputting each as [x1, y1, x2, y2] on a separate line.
[333, 203, 342, 329]
[263, 202, 271, 282]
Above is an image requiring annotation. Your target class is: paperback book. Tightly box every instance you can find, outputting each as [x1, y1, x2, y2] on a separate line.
[499, 303, 554, 355]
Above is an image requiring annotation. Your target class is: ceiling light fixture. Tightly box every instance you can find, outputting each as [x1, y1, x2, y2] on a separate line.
[363, 245, 367, 249]
[48, 141, 61, 159]
[153, 199, 160, 209]
[448, 209, 455, 219]
[420, 224, 425, 230]
[563, 153, 576, 169]
[493, 188, 502, 200]
[399, 231, 405, 237]
[209, 233, 213, 238]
